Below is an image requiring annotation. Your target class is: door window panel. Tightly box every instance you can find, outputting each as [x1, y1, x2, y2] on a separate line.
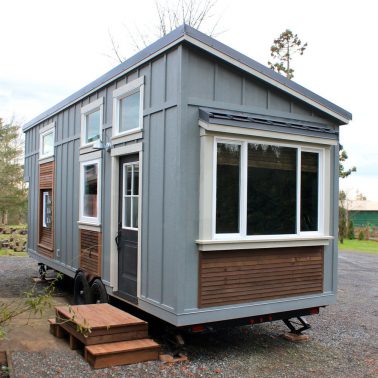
[122, 163, 139, 229]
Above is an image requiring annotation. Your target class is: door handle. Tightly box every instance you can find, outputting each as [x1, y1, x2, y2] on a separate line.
[115, 229, 121, 249]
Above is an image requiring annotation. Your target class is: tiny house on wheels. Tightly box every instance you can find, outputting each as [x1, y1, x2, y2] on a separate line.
[23, 25, 352, 331]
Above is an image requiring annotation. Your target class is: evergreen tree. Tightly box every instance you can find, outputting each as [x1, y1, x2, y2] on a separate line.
[0, 118, 27, 224]
[268, 29, 308, 80]
[339, 145, 356, 178]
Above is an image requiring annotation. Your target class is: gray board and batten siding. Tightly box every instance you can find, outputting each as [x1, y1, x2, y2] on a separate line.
[24, 24, 350, 326]
[24, 45, 182, 289]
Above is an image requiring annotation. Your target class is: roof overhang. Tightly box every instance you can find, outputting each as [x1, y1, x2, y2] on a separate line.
[23, 24, 352, 131]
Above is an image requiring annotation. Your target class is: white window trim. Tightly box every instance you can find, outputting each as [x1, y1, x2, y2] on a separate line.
[39, 122, 55, 159]
[42, 191, 50, 228]
[122, 162, 139, 231]
[112, 76, 144, 138]
[213, 136, 325, 241]
[79, 159, 101, 225]
[80, 97, 104, 147]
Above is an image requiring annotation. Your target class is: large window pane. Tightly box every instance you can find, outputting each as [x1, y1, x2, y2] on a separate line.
[86, 110, 100, 143]
[247, 144, 297, 235]
[216, 143, 240, 234]
[42, 132, 54, 156]
[301, 152, 319, 231]
[119, 92, 140, 133]
[83, 164, 98, 218]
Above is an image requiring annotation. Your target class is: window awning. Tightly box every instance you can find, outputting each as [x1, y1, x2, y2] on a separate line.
[199, 107, 338, 141]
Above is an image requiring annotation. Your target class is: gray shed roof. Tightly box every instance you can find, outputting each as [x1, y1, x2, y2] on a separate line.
[23, 24, 352, 131]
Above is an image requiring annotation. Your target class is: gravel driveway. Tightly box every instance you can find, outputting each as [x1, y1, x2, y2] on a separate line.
[1, 252, 377, 378]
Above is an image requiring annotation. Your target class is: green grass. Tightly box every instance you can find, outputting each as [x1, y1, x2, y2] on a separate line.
[0, 249, 27, 256]
[0, 224, 27, 229]
[338, 239, 378, 254]
[0, 225, 27, 256]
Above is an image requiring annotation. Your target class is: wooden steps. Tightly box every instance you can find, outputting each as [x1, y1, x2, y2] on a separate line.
[85, 339, 160, 369]
[50, 303, 160, 369]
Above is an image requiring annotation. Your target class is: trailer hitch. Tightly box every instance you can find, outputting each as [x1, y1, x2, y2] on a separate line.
[283, 316, 311, 334]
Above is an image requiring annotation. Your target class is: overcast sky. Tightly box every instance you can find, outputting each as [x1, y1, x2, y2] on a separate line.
[1, 0, 377, 199]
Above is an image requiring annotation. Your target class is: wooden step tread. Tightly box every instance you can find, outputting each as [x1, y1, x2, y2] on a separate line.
[48, 318, 56, 325]
[86, 339, 160, 356]
[55, 304, 147, 330]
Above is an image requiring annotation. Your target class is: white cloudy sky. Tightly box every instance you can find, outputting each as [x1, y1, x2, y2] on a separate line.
[1, 0, 377, 199]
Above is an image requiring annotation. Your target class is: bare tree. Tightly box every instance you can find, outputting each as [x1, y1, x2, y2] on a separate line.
[155, 0, 219, 37]
[109, 0, 221, 63]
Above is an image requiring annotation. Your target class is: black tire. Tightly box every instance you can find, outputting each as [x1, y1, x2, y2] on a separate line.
[73, 271, 91, 305]
[90, 278, 108, 304]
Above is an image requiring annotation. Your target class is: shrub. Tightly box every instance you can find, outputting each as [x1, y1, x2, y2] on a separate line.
[358, 230, 364, 240]
[348, 220, 355, 240]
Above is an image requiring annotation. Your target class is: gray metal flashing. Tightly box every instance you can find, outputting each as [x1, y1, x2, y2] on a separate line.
[199, 107, 338, 139]
[23, 24, 352, 131]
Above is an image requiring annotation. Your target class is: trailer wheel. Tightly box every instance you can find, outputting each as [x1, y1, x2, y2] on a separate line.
[73, 271, 91, 305]
[90, 278, 108, 304]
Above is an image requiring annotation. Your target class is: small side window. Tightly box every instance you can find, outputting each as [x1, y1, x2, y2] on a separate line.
[119, 92, 140, 133]
[113, 76, 144, 137]
[80, 159, 101, 224]
[42, 191, 52, 228]
[81, 98, 103, 147]
[39, 123, 55, 159]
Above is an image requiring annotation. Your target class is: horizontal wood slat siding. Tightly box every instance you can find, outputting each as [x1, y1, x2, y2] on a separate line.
[38, 162, 54, 258]
[199, 247, 324, 308]
[80, 229, 102, 276]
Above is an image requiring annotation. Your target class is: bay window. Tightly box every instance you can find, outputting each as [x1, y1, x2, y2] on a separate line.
[214, 139, 323, 238]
